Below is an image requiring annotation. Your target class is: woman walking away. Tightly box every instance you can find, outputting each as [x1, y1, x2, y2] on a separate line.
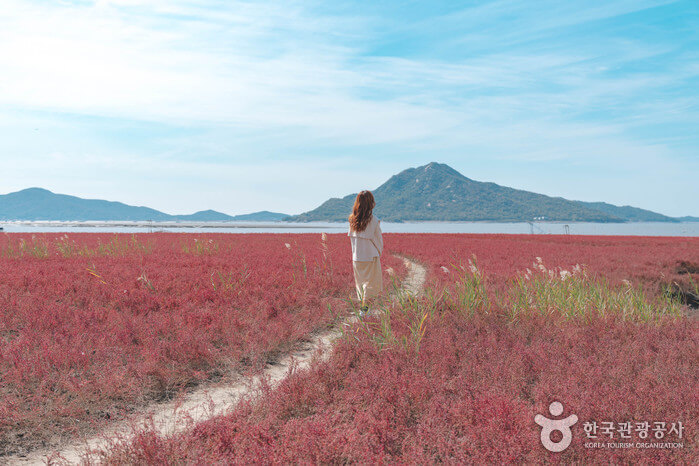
[348, 190, 383, 316]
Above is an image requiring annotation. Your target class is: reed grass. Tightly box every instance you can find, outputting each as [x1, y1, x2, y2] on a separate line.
[358, 257, 686, 354]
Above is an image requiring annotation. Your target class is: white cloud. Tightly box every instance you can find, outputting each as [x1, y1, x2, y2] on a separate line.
[1, 0, 691, 146]
[0, 0, 696, 215]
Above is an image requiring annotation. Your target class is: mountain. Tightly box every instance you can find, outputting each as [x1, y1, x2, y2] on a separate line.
[175, 210, 235, 221]
[0, 188, 173, 221]
[2, 174, 684, 223]
[230, 211, 289, 221]
[573, 201, 678, 223]
[0, 188, 232, 221]
[287, 162, 672, 223]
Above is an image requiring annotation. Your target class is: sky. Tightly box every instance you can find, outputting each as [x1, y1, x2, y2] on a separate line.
[1, 0, 697, 217]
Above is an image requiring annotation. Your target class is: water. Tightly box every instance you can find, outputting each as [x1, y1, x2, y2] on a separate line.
[2, 221, 698, 236]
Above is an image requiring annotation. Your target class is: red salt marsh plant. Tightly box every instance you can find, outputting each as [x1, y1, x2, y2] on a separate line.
[180, 237, 219, 255]
[386, 233, 699, 297]
[355, 256, 686, 364]
[0, 233, 406, 457]
[2, 233, 153, 259]
[101, 270, 697, 464]
[2, 232, 695, 461]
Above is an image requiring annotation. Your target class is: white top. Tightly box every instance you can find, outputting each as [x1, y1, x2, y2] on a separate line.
[348, 215, 383, 261]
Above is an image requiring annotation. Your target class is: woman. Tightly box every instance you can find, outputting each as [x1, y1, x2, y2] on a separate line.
[348, 190, 383, 316]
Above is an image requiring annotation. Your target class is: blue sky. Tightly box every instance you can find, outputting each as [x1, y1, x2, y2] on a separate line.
[1, 0, 697, 216]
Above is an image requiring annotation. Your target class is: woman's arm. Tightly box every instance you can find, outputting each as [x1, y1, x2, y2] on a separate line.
[375, 219, 384, 255]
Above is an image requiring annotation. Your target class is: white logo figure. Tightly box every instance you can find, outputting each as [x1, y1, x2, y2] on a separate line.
[534, 401, 578, 452]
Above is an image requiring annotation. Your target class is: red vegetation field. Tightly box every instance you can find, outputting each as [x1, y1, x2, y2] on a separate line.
[0, 233, 405, 456]
[102, 233, 698, 464]
[388, 233, 699, 301]
[2, 232, 697, 463]
[107, 313, 697, 464]
[389, 233, 699, 282]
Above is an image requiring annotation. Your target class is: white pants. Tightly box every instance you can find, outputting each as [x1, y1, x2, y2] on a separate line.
[353, 256, 383, 301]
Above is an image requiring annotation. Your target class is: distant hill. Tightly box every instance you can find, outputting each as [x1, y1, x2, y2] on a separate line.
[287, 162, 674, 223]
[230, 211, 289, 221]
[0, 188, 173, 221]
[1, 178, 686, 224]
[0, 188, 234, 221]
[574, 201, 678, 223]
[175, 210, 235, 221]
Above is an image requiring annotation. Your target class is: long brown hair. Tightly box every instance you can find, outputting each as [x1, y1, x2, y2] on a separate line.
[349, 190, 375, 232]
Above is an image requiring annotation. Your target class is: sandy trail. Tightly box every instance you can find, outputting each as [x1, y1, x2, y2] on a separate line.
[8, 256, 426, 465]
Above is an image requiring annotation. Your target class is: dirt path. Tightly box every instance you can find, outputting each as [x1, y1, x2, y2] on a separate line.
[8, 256, 426, 465]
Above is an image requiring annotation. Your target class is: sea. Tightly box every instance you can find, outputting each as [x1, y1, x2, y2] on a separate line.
[2, 221, 698, 237]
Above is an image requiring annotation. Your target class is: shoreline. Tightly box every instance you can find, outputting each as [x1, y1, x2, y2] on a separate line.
[1, 221, 697, 237]
[2, 220, 697, 227]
